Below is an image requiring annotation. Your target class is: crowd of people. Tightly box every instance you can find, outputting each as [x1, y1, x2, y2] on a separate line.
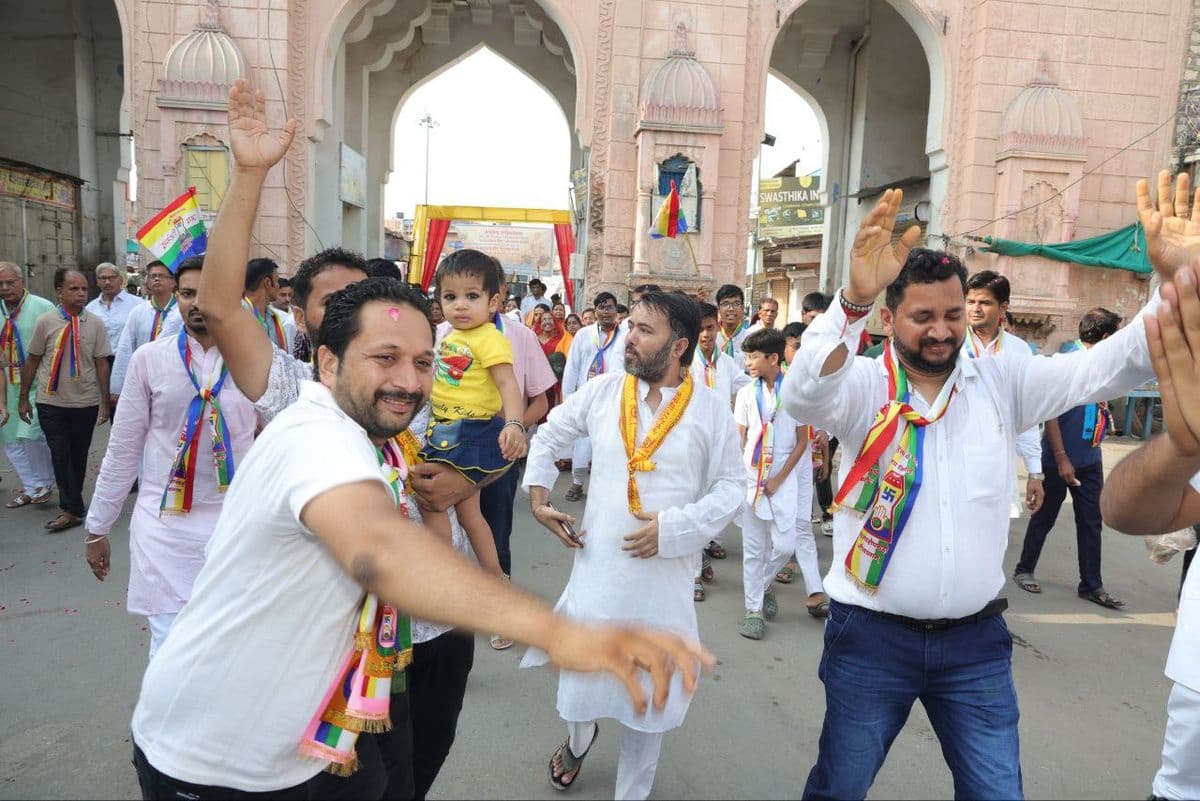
[4, 79, 1200, 801]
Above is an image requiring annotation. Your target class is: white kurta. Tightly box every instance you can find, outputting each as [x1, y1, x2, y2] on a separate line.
[688, 347, 744, 407]
[85, 333, 259, 616]
[561, 322, 627, 398]
[733, 378, 803, 533]
[521, 372, 744, 732]
[110, 299, 185, 394]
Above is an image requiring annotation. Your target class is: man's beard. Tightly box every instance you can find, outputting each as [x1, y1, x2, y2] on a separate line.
[336, 382, 427, 440]
[893, 334, 961, 376]
[185, 313, 207, 336]
[625, 340, 674, 382]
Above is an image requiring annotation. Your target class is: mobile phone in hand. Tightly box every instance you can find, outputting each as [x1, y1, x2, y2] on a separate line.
[547, 501, 581, 544]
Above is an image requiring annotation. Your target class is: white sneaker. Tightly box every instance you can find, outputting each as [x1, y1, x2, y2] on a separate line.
[821, 519, 833, 536]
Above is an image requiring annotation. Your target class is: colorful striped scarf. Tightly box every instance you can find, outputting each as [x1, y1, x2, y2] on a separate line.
[588, 325, 618, 379]
[150, 296, 177, 341]
[0, 291, 28, 384]
[750, 373, 783, 505]
[299, 440, 414, 775]
[964, 327, 1003, 359]
[46, 306, 81, 393]
[160, 328, 235, 515]
[1069, 340, 1113, 447]
[835, 345, 956, 592]
[695, 347, 717, 389]
[244, 297, 287, 349]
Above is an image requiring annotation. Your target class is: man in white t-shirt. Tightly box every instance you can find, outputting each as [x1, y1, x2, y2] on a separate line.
[1100, 257, 1200, 801]
[130, 268, 711, 798]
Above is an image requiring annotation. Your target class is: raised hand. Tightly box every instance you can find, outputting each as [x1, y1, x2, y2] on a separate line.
[847, 188, 922, 305]
[1146, 263, 1200, 458]
[227, 79, 299, 172]
[1136, 171, 1200, 281]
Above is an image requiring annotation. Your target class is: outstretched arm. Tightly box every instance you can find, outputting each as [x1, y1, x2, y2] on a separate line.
[197, 80, 299, 402]
[304, 480, 713, 714]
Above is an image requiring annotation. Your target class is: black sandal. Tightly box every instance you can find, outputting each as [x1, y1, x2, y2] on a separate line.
[1080, 589, 1125, 609]
[549, 723, 598, 791]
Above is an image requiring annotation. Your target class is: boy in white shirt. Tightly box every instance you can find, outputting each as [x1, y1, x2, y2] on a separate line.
[689, 302, 746, 600]
[734, 328, 810, 639]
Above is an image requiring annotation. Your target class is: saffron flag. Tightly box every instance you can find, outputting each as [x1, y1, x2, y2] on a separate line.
[136, 187, 209, 273]
[649, 180, 689, 239]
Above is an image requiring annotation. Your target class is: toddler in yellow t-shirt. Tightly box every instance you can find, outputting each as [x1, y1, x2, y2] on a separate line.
[418, 250, 526, 577]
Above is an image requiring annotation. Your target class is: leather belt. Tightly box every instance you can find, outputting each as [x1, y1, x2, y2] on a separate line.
[851, 598, 1009, 632]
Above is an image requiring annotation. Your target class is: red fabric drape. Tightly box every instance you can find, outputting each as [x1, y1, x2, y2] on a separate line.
[420, 218, 452, 291]
[552, 223, 576, 310]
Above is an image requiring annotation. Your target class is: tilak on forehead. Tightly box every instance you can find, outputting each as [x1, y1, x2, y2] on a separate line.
[388, 307, 401, 320]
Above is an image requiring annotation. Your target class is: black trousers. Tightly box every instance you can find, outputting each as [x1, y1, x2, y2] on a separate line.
[408, 630, 475, 800]
[36, 403, 98, 518]
[815, 437, 838, 518]
[133, 740, 387, 800]
[479, 461, 520, 576]
[1016, 461, 1104, 595]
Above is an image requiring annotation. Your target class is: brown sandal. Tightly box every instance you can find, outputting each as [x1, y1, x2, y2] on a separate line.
[44, 513, 82, 532]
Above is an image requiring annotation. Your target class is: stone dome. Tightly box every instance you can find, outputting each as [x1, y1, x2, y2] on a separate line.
[998, 56, 1086, 158]
[158, 3, 246, 110]
[639, 46, 722, 133]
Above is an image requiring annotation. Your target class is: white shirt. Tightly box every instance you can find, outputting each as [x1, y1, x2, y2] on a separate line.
[961, 327, 1043, 475]
[110, 299, 185, 395]
[716, 323, 751, 371]
[520, 372, 744, 731]
[256, 345, 314, 421]
[521, 293, 550, 319]
[561, 322, 627, 398]
[689, 347, 743, 406]
[734, 376, 805, 531]
[783, 292, 1157, 619]
[131, 381, 393, 791]
[1166, 472, 1200, 692]
[86, 290, 139, 350]
[85, 332, 258, 615]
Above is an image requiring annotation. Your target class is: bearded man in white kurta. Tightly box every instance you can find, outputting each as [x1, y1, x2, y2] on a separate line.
[523, 292, 744, 801]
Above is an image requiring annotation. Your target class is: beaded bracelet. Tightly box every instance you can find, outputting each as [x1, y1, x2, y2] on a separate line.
[839, 290, 873, 319]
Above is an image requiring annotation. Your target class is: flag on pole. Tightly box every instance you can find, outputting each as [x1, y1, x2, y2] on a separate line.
[136, 187, 209, 273]
[649, 180, 689, 239]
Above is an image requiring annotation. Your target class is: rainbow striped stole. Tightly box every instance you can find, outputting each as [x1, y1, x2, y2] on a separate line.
[243, 297, 287, 349]
[964, 327, 1003, 359]
[588, 324, 618, 379]
[46, 306, 81, 393]
[1069, 340, 1112, 446]
[0, 291, 28, 384]
[149, 296, 177, 341]
[834, 345, 956, 592]
[750, 373, 783, 505]
[299, 440, 414, 776]
[159, 328, 235, 515]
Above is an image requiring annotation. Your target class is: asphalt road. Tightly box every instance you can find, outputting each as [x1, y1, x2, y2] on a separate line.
[0, 432, 1185, 800]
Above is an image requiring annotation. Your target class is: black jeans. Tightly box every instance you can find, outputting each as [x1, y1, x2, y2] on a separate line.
[815, 437, 839, 518]
[36, 403, 98, 518]
[479, 461, 520, 575]
[133, 740, 387, 800]
[407, 631, 475, 800]
[1016, 461, 1104, 595]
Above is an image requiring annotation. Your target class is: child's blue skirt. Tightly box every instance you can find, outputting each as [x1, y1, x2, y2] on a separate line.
[419, 416, 512, 485]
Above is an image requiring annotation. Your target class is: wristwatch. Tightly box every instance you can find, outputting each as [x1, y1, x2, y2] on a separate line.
[1028, 472, 1045, 481]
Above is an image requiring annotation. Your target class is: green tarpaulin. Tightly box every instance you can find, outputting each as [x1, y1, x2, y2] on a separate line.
[981, 222, 1150, 274]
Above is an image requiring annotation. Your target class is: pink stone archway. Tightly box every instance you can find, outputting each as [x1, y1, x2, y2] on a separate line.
[308, 0, 592, 145]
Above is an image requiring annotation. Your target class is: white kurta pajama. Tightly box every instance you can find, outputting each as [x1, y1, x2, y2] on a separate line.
[521, 371, 744, 800]
[560, 323, 628, 485]
[85, 333, 258, 657]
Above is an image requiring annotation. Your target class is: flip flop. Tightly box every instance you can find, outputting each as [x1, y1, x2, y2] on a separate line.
[44, 513, 82, 532]
[549, 723, 598, 791]
[1013, 572, 1041, 593]
[1080, 590, 1125, 609]
[776, 565, 796, 584]
[6, 491, 32, 509]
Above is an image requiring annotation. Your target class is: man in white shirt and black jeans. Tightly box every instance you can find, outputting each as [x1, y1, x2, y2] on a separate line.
[130, 275, 711, 800]
[784, 187, 1166, 800]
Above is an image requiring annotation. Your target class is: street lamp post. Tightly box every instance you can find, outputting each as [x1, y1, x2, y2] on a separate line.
[418, 113, 439, 205]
